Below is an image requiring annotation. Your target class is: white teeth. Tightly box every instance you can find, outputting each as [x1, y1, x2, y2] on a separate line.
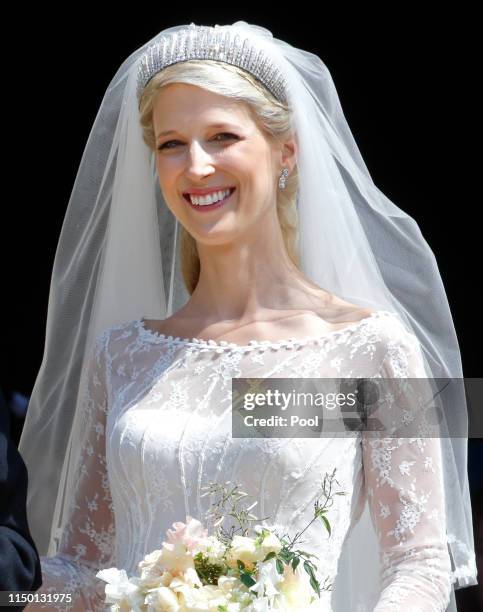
[189, 188, 232, 206]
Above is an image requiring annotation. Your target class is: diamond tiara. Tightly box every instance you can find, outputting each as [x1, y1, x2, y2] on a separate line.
[136, 23, 288, 105]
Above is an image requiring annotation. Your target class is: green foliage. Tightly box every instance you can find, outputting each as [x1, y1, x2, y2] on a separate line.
[193, 552, 225, 585]
[303, 560, 320, 597]
[201, 469, 347, 600]
[237, 559, 257, 588]
[318, 512, 331, 536]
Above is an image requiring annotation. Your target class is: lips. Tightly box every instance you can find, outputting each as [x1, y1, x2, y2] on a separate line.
[183, 187, 236, 204]
[183, 185, 235, 197]
[185, 187, 236, 211]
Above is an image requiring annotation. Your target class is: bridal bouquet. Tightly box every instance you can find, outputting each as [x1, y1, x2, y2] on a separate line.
[96, 469, 345, 611]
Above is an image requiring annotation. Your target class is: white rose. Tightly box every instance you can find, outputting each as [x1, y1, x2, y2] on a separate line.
[227, 536, 258, 568]
[256, 532, 282, 561]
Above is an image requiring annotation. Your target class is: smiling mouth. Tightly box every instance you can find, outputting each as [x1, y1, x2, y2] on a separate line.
[183, 187, 236, 210]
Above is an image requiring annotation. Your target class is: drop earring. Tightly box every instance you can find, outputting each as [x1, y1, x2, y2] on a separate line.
[279, 168, 289, 190]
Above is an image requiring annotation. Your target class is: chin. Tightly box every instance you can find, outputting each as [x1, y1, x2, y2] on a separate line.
[187, 223, 244, 246]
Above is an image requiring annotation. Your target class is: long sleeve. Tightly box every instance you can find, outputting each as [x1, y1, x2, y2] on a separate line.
[362, 325, 452, 612]
[26, 332, 115, 612]
[0, 389, 42, 598]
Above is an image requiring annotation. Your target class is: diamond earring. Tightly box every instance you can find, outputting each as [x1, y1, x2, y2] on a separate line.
[279, 168, 289, 190]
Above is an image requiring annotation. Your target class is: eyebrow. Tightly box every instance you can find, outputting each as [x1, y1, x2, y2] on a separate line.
[156, 123, 241, 141]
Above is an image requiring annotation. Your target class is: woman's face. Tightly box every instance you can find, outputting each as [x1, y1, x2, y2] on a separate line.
[152, 83, 295, 245]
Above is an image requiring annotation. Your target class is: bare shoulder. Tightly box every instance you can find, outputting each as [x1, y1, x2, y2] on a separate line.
[141, 312, 197, 338]
[303, 292, 377, 329]
[256, 293, 379, 339]
[141, 294, 378, 341]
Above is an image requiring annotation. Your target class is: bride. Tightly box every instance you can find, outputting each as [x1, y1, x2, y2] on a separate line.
[20, 22, 476, 611]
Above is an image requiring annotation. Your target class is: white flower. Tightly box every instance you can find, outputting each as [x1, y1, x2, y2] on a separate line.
[276, 564, 314, 609]
[193, 535, 227, 564]
[217, 575, 239, 594]
[246, 596, 272, 612]
[95, 567, 144, 610]
[138, 547, 201, 590]
[166, 516, 208, 552]
[144, 586, 180, 611]
[170, 578, 230, 610]
[137, 549, 168, 588]
[226, 536, 258, 568]
[181, 566, 203, 588]
[153, 540, 195, 575]
[250, 558, 281, 599]
[257, 532, 282, 560]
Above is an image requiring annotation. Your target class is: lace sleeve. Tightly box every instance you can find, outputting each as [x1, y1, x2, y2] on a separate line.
[26, 331, 115, 612]
[362, 324, 452, 612]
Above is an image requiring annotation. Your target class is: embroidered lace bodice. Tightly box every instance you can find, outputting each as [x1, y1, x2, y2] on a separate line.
[31, 310, 454, 611]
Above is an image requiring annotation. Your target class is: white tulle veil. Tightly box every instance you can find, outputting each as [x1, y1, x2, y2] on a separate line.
[18, 20, 477, 611]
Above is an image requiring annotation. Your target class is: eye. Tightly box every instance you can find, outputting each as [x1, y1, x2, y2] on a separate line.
[212, 132, 238, 142]
[157, 132, 238, 151]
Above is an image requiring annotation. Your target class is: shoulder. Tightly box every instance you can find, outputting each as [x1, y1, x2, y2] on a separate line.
[342, 307, 422, 354]
[92, 318, 140, 357]
[301, 298, 421, 360]
[309, 298, 399, 337]
[371, 312, 427, 376]
[319, 303, 422, 356]
[372, 311, 420, 349]
[308, 293, 380, 330]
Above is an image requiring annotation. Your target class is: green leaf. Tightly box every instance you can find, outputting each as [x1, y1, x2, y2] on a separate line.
[291, 557, 300, 571]
[309, 573, 321, 596]
[276, 558, 284, 575]
[278, 551, 292, 563]
[319, 514, 331, 536]
[303, 561, 320, 596]
[262, 551, 276, 562]
[240, 572, 256, 588]
[303, 561, 315, 579]
[236, 559, 246, 570]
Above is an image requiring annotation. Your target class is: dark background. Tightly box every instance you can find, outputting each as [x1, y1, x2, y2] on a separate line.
[2, 8, 480, 609]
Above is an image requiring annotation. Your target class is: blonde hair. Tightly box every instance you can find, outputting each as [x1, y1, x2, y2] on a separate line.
[138, 60, 300, 294]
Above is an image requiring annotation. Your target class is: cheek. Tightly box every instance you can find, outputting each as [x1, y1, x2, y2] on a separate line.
[237, 150, 273, 184]
[156, 164, 179, 198]
[155, 159, 174, 182]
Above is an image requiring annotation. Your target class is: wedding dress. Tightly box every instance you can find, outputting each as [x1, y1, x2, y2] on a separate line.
[31, 309, 454, 612]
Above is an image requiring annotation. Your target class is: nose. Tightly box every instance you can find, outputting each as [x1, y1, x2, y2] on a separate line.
[184, 140, 215, 181]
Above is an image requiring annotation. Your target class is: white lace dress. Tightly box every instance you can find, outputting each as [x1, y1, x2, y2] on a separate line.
[32, 310, 453, 611]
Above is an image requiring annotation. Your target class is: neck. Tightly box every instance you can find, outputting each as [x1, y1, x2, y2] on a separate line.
[187, 209, 322, 322]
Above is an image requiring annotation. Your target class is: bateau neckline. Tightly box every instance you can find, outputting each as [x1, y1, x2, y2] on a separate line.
[134, 309, 396, 350]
